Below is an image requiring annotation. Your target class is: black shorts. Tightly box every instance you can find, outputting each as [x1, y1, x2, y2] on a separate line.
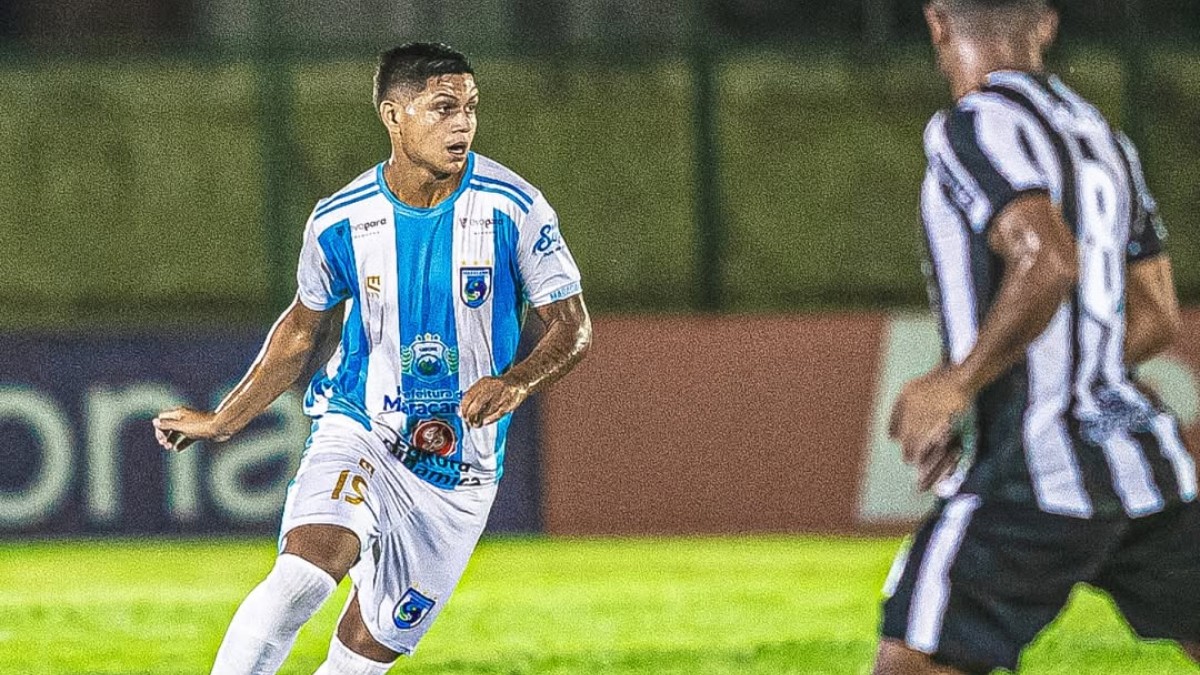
[881, 494, 1200, 674]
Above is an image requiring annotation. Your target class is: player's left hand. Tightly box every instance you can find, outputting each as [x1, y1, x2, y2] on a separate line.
[460, 376, 529, 428]
[890, 368, 970, 492]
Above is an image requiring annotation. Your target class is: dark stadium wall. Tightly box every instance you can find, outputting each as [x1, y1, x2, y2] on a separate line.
[539, 313, 1200, 536]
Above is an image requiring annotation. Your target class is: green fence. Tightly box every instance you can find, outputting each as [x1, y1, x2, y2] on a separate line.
[1, 46, 1198, 328]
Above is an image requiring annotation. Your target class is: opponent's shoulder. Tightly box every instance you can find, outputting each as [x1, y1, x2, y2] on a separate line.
[308, 165, 386, 232]
[467, 153, 545, 212]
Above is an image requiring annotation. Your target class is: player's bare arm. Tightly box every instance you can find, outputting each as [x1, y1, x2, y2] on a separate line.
[152, 298, 334, 451]
[890, 193, 1077, 490]
[1125, 255, 1182, 366]
[461, 294, 592, 428]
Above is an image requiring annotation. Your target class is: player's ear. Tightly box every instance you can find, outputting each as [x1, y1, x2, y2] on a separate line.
[379, 99, 402, 135]
[924, 2, 948, 46]
[1036, 6, 1059, 52]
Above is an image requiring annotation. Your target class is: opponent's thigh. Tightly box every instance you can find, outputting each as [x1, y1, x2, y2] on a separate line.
[874, 639, 968, 675]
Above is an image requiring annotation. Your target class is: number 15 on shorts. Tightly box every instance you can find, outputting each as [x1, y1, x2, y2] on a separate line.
[330, 469, 368, 505]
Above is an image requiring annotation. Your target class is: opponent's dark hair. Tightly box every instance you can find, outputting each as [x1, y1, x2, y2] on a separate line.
[941, 0, 1047, 9]
[373, 42, 474, 108]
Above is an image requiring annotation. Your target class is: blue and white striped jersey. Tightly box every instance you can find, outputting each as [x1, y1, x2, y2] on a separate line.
[296, 152, 582, 489]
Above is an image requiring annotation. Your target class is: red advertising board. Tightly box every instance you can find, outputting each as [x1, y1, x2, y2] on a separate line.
[541, 312, 1200, 535]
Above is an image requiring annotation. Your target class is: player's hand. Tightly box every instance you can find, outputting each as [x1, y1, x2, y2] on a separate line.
[890, 368, 970, 492]
[152, 407, 230, 452]
[460, 377, 529, 428]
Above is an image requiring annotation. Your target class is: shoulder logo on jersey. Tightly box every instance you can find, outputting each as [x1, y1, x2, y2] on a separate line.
[393, 588, 437, 630]
[400, 333, 459, 382]
[412, 419, 458, 457]
[460, 267, 492, 308]
[534, 222, 563, 256]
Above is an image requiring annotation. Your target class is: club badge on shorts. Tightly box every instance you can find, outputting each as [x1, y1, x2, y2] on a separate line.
[460, 267, 492, 308]
[393, 588, 436, 630]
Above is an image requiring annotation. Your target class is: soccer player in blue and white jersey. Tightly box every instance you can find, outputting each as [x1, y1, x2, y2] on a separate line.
[153, 43, 591, 675]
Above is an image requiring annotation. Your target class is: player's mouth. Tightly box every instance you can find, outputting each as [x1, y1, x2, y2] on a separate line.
[446, 142, 469, 158]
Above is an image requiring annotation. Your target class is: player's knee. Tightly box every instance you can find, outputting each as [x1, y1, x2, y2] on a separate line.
[281, 523, 362, 582]
[874, 639, 964, 675]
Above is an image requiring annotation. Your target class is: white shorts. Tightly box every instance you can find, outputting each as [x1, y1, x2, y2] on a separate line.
[279, 414, 497, 655]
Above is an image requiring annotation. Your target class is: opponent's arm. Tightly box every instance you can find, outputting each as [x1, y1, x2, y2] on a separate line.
[153, 298, 335, 451]
[460, 294, 592, 428]
[891, 193, 1077, 489]
[1125, 255, 1181, 366]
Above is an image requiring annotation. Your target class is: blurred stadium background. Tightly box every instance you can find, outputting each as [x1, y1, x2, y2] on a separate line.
[2, 0, 1200, 673]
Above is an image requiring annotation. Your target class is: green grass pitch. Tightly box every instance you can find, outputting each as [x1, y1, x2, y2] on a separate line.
[0, 536, 1194, 674]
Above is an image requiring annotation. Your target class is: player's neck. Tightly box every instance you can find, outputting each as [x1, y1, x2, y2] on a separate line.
[382, 155, 463, 209]
[946, 42, 1044, 100]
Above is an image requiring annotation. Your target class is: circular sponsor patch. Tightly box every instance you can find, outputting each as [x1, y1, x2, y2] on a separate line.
[412, 419, 457, 457]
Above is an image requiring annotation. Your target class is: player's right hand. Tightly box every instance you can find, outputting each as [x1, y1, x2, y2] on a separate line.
[153, 407, 230, 452]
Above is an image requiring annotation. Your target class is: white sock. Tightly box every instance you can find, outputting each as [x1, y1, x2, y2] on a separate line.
[210, 554, 338, 675]
[313, 636, 395, 675]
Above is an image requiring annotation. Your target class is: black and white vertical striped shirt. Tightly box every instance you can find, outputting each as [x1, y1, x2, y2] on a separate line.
[921, 70, 1196, 519]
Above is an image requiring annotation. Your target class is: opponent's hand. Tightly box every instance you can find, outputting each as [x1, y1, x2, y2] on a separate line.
[152, 407, 230, 452]
[460, 377, 529, 428]
[890, 369, 970, 492]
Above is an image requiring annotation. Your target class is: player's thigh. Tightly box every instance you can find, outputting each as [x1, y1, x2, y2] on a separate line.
[349, 478, 497, 656]
[882, 494, 1109, 674]
[279, 418, 391, 574]
[333, 591, 402, 663]
[874, 639, 967, 675]
[1095, 500, 1200, 643]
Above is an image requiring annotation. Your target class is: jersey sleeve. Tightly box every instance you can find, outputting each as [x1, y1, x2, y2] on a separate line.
[1116, 132, 1168, 263]
[931, 99, 1052, 234]
[296, 211, 350, 311]
[515, 194, 583, 307]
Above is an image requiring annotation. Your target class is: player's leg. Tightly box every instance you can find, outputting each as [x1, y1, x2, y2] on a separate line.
[874, 639, 966, 675]
[211, 524, 360, 675]
[313, 468, 498, 672]
[1093, 500, 1200, 659]
[311, 592, 398, 675]
[877, 495, 1101, 675]
[211, 419, 382, 675]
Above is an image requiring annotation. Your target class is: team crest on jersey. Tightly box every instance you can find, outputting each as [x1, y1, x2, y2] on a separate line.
[401, 333, 459, 382]
[460, 267, 492, 308]
[393, 588, 436, 630]
[412, 419, 458, 457]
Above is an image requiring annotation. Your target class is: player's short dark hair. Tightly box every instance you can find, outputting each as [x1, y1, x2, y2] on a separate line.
[373, 42, 474, 108]
[939, 0, 1047, 9]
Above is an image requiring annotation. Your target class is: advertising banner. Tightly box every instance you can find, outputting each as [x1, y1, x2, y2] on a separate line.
[0, 333, 541, 536]
[541, 313, 1200, 535]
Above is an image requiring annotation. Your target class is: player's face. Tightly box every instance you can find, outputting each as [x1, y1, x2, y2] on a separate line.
[385, 74, 479, 178]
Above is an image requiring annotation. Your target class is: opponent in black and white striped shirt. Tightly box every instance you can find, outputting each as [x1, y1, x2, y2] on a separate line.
[877, 1, 1200, 673]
